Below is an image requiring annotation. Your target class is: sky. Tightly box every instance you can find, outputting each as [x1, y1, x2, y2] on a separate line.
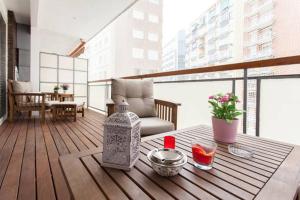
[162, 0, 217, 44]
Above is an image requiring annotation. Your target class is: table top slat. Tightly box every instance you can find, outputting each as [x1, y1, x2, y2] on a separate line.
[60, 155, 107, 200]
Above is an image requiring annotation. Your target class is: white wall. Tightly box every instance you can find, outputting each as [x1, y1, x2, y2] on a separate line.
[30, 27, 80, 91]
[0, 0, 7, 125]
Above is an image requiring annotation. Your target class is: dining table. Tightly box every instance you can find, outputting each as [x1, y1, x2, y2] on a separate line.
[59, 125, 300, 200]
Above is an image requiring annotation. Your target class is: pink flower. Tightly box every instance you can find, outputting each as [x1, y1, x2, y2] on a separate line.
[220, 95, 229, 103]
[209, 95, 214, 99]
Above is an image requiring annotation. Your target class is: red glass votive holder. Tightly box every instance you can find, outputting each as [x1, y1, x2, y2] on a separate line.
[164, 136, 175, 149]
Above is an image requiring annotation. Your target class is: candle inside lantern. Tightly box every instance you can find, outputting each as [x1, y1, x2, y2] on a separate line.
[164, 136, 175, 149]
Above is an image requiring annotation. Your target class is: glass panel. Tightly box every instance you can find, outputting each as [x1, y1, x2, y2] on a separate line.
[75, 71, 87, 84]
[59, 69, 73, 83]
[40, 68, 57, 82]
[74, 58, 88, 71]
[40, 53, 57, 68]
[154, 81, 232, 129]
[260, 79, 300, 145]
[59, 56, 73, 70]
[40, 83, 58, 92]
[74, 84, 87, 97]
[88, 84, 107, 111]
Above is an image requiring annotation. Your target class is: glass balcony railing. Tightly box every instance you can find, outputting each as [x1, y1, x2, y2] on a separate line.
[87, 55, 300, 145]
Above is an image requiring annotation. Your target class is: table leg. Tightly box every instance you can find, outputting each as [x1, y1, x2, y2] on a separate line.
[52, 107, 56, 121]
[74, 105, 77, 122]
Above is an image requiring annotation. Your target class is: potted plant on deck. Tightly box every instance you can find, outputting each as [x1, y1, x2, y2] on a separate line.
[53, 85, 60, 93]
[61, 84, 69, 93]
[208, 93, 243, 143]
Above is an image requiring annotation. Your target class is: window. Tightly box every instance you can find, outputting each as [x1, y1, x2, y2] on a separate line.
[132, 48, 144, 59]
[148, 50, 159, 60]
[132, 10, 144, 20]
[132, 30, 144, 39]
[148, 14, 159, 23]
[148, 32, 159, 42]
[149, 0, 159, 4]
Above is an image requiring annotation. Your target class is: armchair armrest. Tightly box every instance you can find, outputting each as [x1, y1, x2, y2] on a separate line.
[106, 98, 115, 117]
[106, 98, 115, 105]
[154, 99, 181, 107]
[154, 99, 181, 130]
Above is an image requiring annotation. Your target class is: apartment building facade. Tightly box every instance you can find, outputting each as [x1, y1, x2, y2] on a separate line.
[84, 0, 162, 81]
[185, 0, 244, 70]
[244, 0, 300, 75]
[162, 30, 186, 72]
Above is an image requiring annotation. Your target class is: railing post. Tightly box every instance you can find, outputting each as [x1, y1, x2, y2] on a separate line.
[105, 81, 109, 112]
[243, 69, 248, 134]
[256, 79, 261, 137]
[232, 80, 236, 95]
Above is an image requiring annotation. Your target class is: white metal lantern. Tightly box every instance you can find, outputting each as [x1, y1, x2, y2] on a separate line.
[101, 100, 141, 170]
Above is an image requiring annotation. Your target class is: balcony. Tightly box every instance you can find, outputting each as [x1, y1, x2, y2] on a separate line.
[245, 14, 275, 32]
[244, 33, 273, 47]
[1, 0, 300, 199]
[245, 0, 274, 18]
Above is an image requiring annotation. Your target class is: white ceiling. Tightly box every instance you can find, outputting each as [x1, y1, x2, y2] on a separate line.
[4, 0, 31, 24]
[37, 0, 137, 41]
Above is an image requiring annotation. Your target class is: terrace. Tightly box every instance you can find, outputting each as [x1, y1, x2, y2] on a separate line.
[1, 0, 300, 200]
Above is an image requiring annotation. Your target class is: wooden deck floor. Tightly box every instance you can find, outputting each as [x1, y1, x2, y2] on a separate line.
[0, 109, 106, 200]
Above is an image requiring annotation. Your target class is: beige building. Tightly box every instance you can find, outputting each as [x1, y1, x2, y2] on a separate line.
[84, 0, 162, 81]
[185, 0, 244, 69]
[244, 0, 300, 75]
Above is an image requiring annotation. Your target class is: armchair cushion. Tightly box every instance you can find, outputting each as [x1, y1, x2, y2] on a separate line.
[111, 79, 156, 117]
[12, 81, 33, 104]
[140, 117, 174, 136]
[13, 81, 33, 93]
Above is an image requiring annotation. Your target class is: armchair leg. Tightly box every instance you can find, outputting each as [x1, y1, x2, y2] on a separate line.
[9, 108, 13, 122]
[28, 111, 32, 118]
[41, 108, 45, 123]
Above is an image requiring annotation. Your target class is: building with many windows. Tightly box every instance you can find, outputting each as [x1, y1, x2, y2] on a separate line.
[244, 0, 300, 75]
[162, 30, 186, 72]
[185, 0, 244, 69]
[83, 0, 162, 81]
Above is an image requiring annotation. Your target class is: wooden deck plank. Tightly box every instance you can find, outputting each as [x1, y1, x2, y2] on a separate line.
[60, 121, 96, 149]
[57, 121, 88, 152]
[35, 118, 56, 200]
[0, 119, 28, 200]
[0, 119, 23, 185]
[41, 120, 71, 200]
[18, 119, 36, 200]
[46, 117, 70, 156]
[54, 121, 79, 153]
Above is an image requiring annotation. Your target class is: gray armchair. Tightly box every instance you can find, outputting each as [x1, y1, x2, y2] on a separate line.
[106, 79, 181, 136]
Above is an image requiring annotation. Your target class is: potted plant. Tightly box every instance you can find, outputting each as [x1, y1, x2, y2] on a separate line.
[61, 84, 69, 93]
[208, 93, 243, 143]
[53, 85, 60, 93]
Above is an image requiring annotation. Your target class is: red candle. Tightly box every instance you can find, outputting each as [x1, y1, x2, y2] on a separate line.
[164, 136, 175, 149]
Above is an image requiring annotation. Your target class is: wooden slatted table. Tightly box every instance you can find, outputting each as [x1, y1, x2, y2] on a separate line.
[59, 126, 300, 200]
